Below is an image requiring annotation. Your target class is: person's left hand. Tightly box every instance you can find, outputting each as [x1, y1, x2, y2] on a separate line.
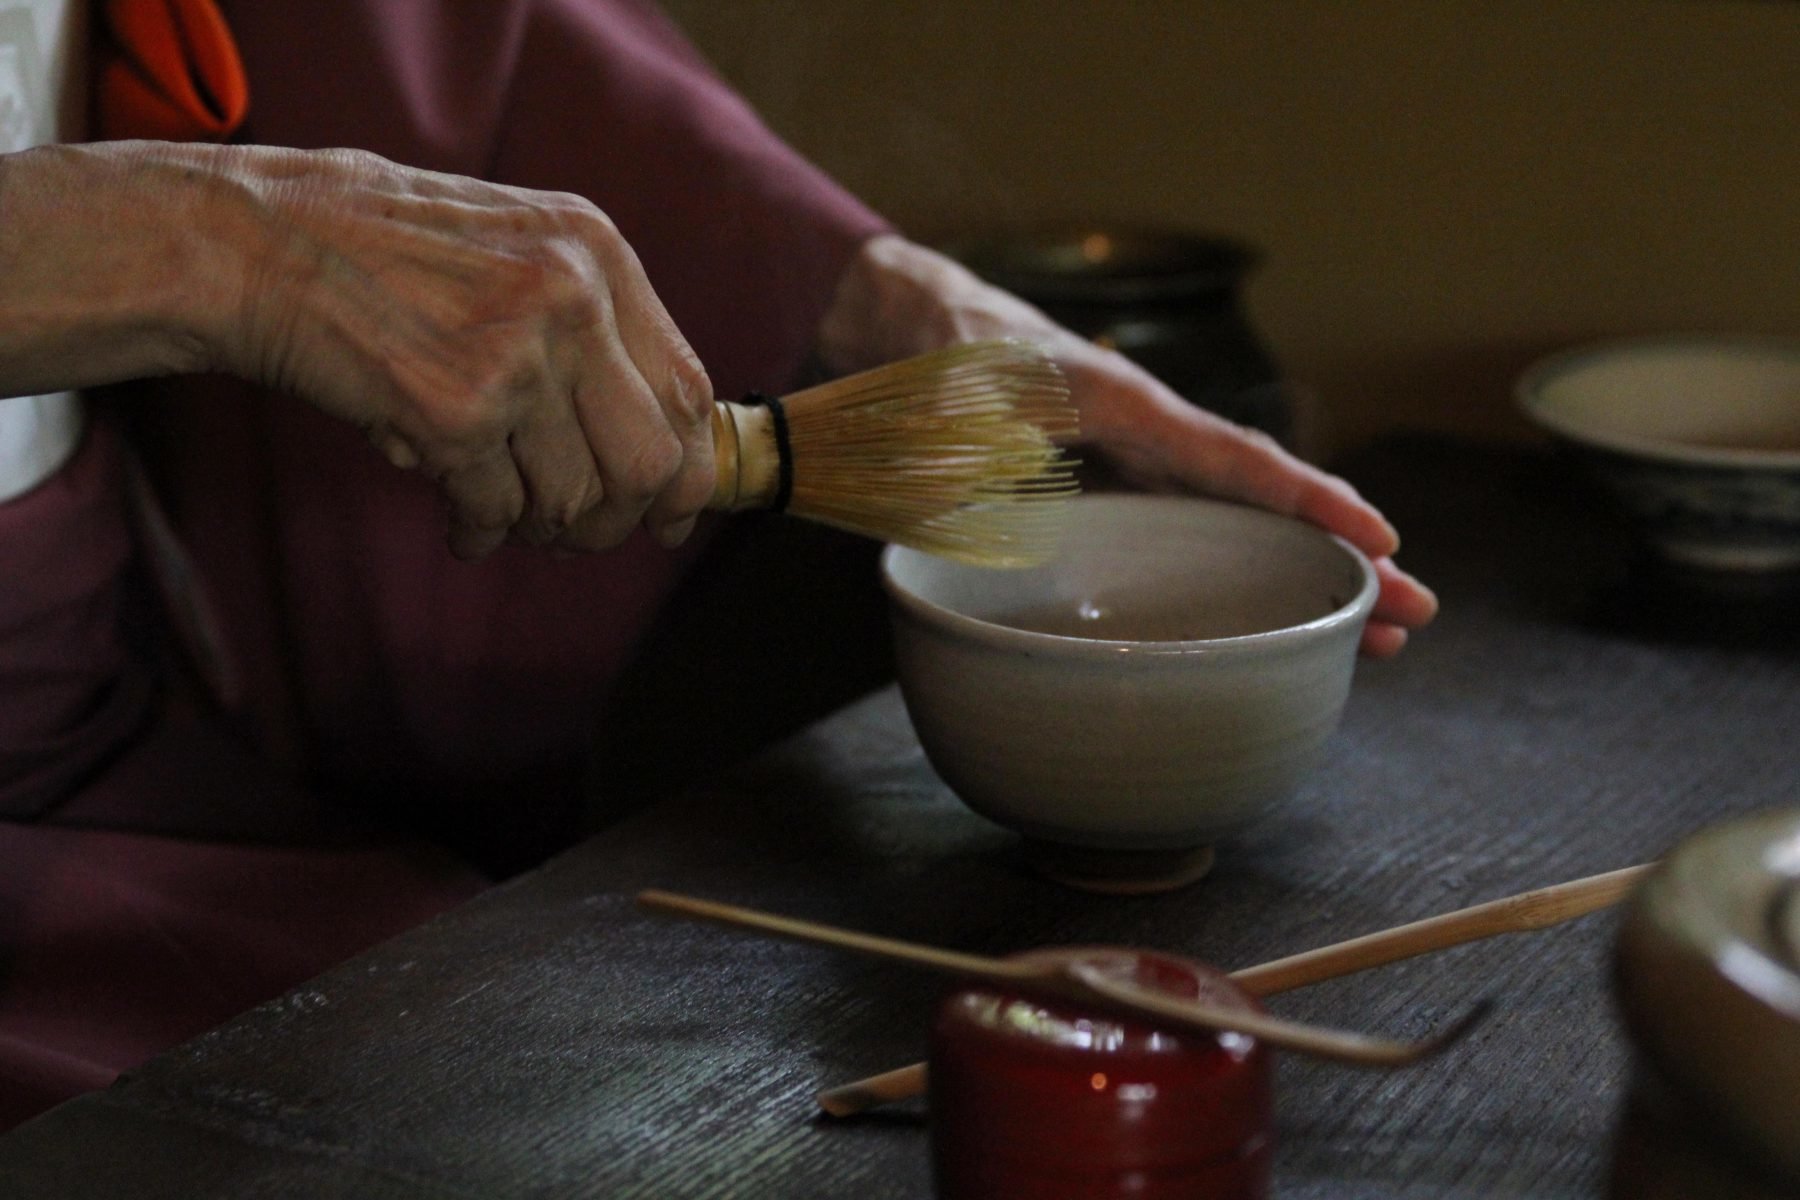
[816, 234, 1436, 657]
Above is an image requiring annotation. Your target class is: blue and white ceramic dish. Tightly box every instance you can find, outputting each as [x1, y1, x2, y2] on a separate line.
[1518, 335, 1800, 571]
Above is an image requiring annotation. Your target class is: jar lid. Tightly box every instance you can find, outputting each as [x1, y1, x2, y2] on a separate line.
[943, 226, 1260, 306]
[1614, 809, 1800, 1181]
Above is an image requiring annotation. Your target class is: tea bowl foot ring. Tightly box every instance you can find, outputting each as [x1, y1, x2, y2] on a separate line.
[1022, 840, 1216, 895]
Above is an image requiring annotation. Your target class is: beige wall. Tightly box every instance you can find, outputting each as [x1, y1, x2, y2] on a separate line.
[661, 0, 1800, 460]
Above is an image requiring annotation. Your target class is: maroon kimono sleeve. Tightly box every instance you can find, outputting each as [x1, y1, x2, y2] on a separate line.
[0, 420, 153, 819]
[221, 0, 894, 401]
[491, 0, 897, 394]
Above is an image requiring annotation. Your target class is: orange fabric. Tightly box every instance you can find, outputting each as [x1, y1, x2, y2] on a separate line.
[94, 0, 248, 141]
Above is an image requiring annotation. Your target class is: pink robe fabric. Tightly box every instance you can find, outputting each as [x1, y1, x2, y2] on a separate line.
[0, 0, 888, 1129]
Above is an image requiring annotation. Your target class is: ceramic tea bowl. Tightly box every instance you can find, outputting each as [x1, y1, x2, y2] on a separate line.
[1517, 335, 1800, 572]
[880, 493, 1377, 893]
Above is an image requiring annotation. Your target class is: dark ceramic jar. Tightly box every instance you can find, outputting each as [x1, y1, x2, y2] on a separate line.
[928, 948, 1273, 1199]
[1609, 810, 1800, 1198]
[947, 227, 1289, 446]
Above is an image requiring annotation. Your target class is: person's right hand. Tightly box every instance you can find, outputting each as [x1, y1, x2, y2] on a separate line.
[0, 142, 716, 559]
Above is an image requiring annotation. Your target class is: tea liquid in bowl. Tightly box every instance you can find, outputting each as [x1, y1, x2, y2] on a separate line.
[905, 499, 1360, 644]
[995, 586, 1341, 643]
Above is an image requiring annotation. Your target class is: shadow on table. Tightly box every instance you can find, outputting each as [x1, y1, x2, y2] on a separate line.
[1585, 554, 1800, 654]
[583, 511, 896, 835]
[1341, 436, 1800, 659]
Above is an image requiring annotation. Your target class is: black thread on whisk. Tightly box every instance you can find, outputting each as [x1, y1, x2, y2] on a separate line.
[745, 392, 794, 513]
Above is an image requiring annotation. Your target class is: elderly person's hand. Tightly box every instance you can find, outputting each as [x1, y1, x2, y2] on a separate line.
[817, 234, 1437, 657]
[0, 142, 714, 559]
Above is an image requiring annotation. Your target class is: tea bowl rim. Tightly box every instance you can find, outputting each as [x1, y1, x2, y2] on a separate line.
[878, 493, 1379, 661]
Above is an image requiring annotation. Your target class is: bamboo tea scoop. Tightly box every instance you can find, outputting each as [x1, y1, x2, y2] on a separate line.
[814, 862, 1653, 1117]
[636, 889, 1487, 1071]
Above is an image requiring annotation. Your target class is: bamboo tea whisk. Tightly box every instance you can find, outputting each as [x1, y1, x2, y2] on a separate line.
[706, 341, 1080, 567]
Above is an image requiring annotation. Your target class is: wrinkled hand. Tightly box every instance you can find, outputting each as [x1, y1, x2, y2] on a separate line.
[817, 235, 1436, 656]
[219, 146, 716, 559]
[0, 141, 718, 558]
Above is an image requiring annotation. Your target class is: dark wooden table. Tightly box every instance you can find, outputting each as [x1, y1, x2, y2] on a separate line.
[3, 437, 1797, 1198]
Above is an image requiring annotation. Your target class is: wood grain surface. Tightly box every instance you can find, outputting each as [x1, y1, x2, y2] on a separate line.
[3, 437, 1796, 1198]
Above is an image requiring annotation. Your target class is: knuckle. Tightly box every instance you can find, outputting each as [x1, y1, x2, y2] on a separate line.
[561, 197, 619, 243]
[428, 395, 510, 457]
[1229, 423, 1284, 460]
[345, 147, 390, 174]
[1244, 428, 1279, 454]
[663, 347, 714, 425]
[466, 491, 523, 532]
[528, 247, 608, 328]
[611, 429, 683, 505]
[544, 476, 601, 533]
[532, 193, 621, 254]
[557, 507, 631, 553]
[321, 146, 387, 178]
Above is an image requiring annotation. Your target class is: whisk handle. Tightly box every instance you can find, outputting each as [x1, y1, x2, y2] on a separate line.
[708, 401, 779, 512]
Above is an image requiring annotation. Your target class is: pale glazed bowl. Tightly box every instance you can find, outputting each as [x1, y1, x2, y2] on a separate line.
[880, 493, 1378, 893]
[1517, 335, 1800, 572]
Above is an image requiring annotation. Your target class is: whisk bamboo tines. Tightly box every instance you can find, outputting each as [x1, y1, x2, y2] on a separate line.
[707, 341, 1080, 568]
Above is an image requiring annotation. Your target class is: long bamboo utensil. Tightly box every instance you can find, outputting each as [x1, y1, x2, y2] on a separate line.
[812, 862, 1653, 1117]
[1232, 862, 1652, 994]
[636, 889, 1486, 1071]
